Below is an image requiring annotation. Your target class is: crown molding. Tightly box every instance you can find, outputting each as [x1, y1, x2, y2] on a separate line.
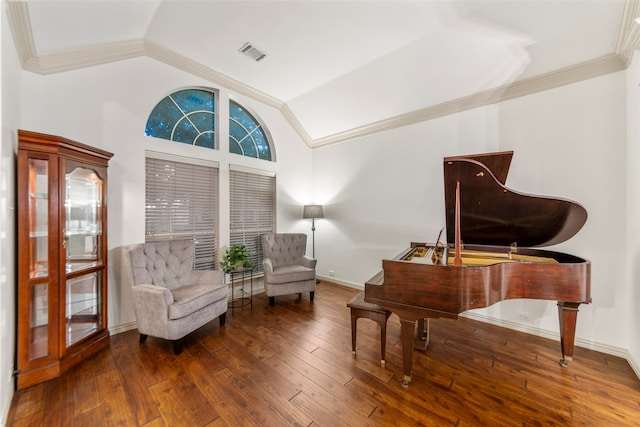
[309, 53, 627, 148]
[278, 103, 313, 147]
[5, 0, 636, 149]
[6, 1, 145, 74]
[616, 0, 640, 64]
[143, 40, 283, 111]
[6, 0, 36, 65]
[31, 39, 146, 74]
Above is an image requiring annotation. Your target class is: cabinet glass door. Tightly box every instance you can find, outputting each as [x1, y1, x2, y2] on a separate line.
[65, 168, 102, 272]
[27, 158, 50, 360]
[64, 167, 103, 347]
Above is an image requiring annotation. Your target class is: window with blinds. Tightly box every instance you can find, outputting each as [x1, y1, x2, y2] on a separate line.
[145, 155, 219, 270]
[229, 167, 276, 274]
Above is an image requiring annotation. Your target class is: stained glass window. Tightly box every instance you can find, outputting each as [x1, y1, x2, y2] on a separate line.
[145, 88, 274, 161]
[145, 88, 217, 149]
[229, 100, 273, 161]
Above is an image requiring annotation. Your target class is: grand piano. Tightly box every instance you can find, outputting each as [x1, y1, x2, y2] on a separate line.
[364, 151, 591, 387]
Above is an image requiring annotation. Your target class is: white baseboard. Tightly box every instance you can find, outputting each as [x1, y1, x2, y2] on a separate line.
[108, 283, 270, 336]
[627, 351, 640, 379]
[460, 311, 628, 357]
[109, 321, 138, 335]
[318, 280, 639, 380]
[462, 311, 640, 380]
[107, 279, 640, 381]
[317, 275, 363, 290]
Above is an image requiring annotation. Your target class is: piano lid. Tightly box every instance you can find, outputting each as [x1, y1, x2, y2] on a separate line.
[443, 151, 587, 248]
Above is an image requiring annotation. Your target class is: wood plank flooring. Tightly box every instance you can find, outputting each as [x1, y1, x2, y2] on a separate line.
[7, 281, 640, 426]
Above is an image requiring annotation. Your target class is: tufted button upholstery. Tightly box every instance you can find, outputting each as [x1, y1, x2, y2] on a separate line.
[262, 233, 308, 268]
[261, 233, 317, 306]
[127, 239, 228, 354]
[131, 240, 194, 290]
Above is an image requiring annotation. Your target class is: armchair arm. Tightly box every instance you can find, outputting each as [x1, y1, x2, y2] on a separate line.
[132, 284, 174, 307]
[301, 256, 317, 269]
[131, 284, 174, 337]
[263, 258, 274, 273]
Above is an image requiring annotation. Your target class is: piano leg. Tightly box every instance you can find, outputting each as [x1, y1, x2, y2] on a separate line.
[557, 302, 580, 367]
[399, 319, 416, 387]
[413, 318, 430, 351]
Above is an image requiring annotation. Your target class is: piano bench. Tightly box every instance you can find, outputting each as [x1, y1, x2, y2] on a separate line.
[347, 292, 392, 365]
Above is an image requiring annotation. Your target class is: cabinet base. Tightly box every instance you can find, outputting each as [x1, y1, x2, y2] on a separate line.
[16, 329, 110, 390]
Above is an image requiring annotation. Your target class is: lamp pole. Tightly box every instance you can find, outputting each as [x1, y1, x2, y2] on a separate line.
[303, 204, 324, 260]
[311, 217, 316, 258]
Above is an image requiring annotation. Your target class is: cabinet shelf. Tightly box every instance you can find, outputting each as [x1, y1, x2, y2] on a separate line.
[66, 229, 100, 236]
[66, 263, 99, 275]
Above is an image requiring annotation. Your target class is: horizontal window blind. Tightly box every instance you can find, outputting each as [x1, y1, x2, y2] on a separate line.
[229, 168, 275, 274]
[145, 157, 219, 270]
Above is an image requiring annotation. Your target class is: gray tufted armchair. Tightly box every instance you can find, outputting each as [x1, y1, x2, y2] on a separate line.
[261, 233, 317, 306]
[127, 240, 228, 354]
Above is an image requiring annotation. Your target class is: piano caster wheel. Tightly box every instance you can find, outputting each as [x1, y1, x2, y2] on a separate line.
[559, 357, 570, 367]
[352, 350, 356, 355]
[401, 376, 411, 388]
[380, 360, 385, 366]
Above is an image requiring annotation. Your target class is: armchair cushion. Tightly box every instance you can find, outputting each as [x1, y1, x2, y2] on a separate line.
[169, 282, 228, 320]
[266, 264, 315, 284]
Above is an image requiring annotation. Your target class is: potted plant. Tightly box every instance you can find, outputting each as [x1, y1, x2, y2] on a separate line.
[220, 244, 254, 273]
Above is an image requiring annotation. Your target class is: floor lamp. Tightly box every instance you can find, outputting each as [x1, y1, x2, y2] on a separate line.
[303, 204, 323, 282]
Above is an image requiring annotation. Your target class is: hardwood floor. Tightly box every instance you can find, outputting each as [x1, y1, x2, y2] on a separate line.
[7, 281, 640, 426]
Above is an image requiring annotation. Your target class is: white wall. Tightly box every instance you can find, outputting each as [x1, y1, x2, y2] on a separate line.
[2, 25, 638, 424]
[627, 52, 640, 374]
[1, 3, 21, 422]
[312, 70, 631, 359]
[482, 72, 627, 352]
[18, 56, 313, 331]
[312, 111, 483, 284]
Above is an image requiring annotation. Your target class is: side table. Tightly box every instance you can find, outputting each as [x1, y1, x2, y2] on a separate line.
[228, 268, 253, 315]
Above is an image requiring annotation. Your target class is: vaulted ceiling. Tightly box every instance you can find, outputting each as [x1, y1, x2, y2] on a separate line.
[7, 0, 640, 147]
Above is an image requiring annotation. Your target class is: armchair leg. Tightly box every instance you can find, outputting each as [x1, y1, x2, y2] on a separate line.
[269, 296, 275, 306]
[139, 334, 148, 344]
[173, 339, 183, 355]
[219, 312, 226, 326]
[310, 291, 315, 302]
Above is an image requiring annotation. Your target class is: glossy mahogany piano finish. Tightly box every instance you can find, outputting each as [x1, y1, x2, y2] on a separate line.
[365, 151, 591, 387]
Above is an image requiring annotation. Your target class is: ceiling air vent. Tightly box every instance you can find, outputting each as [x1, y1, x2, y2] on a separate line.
[239, 42, 267, 62]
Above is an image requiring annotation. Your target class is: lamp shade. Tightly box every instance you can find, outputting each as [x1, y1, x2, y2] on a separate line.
[303, 204, 324, 219]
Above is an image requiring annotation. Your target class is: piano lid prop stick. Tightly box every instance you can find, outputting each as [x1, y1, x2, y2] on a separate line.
[454, 181, 463, 267]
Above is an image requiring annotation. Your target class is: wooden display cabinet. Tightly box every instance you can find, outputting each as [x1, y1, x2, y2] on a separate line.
[16, 130, 113, 390]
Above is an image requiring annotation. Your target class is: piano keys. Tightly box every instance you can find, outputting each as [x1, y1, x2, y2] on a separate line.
[365, 151, 591, 387]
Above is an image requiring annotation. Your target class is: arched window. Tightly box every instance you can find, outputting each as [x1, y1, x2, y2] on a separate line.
[144, 88, 276, 271]
[229, 100, 273, 161]
[145, 88, 217, 149]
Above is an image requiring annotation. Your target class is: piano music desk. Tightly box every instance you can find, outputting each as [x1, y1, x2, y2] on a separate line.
[347, 292, 392, 365]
